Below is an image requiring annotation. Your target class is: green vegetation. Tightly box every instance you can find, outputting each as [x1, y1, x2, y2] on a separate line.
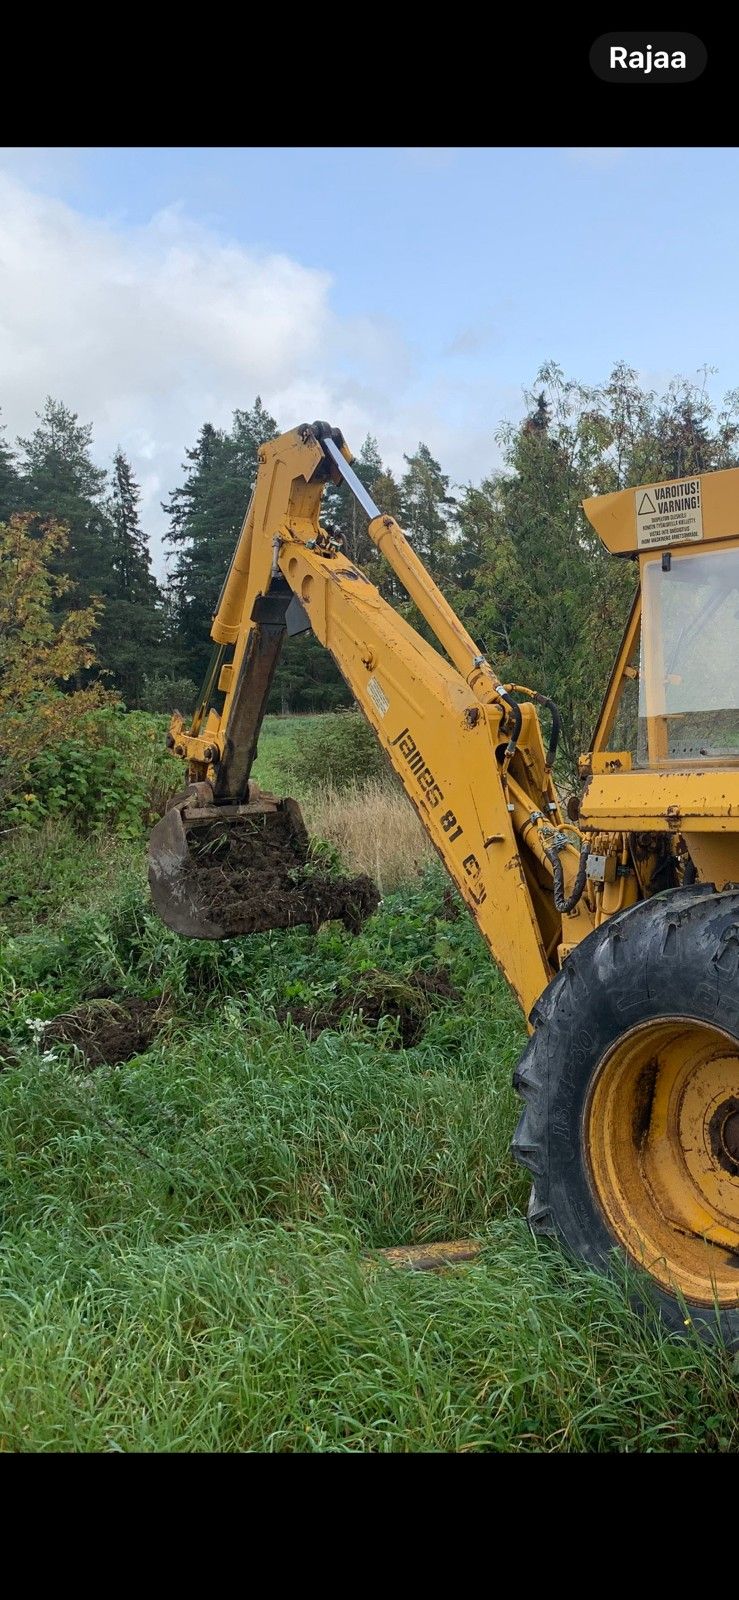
[4, 365, 739, 1449]
[259, 711, 387, 795]
[6, 402, 163, 702]
[6, 708, 181, 836]
[4, 363, 739, 730]
[0, 714, 737, 1452]
[248, 713, 341, 798]
[139, 672, 199, 716]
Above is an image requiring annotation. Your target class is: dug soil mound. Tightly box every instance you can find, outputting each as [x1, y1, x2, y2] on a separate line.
[277, 967, 458, 1048]
[184, 811, 379, 936]
[42, 996, 167, 1068]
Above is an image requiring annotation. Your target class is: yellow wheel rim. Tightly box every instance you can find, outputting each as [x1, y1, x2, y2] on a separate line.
[586, 1018, 739, 1307]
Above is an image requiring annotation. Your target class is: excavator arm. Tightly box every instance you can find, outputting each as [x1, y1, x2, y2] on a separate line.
[149, 422, 593, 1018]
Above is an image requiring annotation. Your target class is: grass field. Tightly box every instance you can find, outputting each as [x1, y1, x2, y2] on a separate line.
[0, 712, 737, 1451]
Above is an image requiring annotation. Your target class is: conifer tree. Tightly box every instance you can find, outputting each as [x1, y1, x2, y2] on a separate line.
[106, 450, 162, 703]
[400, 443, 456, 580]
[16, 398, 115, 615]
[164, 400, 279, 684]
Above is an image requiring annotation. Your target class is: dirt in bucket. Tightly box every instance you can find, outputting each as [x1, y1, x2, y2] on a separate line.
[277, 967, 459, 1048]
[183, 810, 380, 936]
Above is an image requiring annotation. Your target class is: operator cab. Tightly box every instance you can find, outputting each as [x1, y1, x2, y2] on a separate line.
[605, 545, 739, 768]
[580, 467, 739, 887]
[584, 465, 739, 771]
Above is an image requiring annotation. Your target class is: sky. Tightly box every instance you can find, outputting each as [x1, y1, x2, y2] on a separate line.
[1, 145, 739, 575]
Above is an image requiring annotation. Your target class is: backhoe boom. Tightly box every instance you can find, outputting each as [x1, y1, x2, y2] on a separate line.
[152, 422, 592, 1015]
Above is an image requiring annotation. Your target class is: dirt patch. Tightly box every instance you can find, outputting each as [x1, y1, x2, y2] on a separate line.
[183, 810, 379, 936]
[42, 996, 167, 1068]
[277, 966, 458, 1048]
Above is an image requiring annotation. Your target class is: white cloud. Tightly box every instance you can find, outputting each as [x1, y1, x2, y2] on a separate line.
[0, 173, 338, 569]
[0, 168, 508, 576]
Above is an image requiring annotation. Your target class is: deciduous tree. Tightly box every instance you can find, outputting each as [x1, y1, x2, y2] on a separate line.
[0, 514, 113, 800]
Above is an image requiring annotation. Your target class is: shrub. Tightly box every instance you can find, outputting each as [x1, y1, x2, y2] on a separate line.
[8, 741, 150, 837]
[0, 817, 133, 930]
[6, 708, 182, 837]
[139, 672, 199, 716]
[270, 712, 387, 792]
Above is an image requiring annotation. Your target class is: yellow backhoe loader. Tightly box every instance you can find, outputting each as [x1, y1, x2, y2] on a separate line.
[149, 421, 739, 1343]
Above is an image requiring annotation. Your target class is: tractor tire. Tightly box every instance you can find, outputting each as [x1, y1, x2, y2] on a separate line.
[512, 885, 739, 1345]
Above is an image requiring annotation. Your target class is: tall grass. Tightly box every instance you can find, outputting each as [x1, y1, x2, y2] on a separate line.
[1, 710, 738, 1451]
[0, 819, 136, 933]
[304, 780, 433, 892]
[0, 865, 736, 1451]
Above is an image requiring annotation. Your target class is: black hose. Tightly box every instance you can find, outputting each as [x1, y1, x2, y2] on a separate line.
[534, 693, 562, 770]
[545, 842, 589, 915]
[497, 688, 523, 757]
[497, 685, 562, 770]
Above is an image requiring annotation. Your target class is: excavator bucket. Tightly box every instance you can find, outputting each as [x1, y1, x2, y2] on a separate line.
[148, 782, 379, 940]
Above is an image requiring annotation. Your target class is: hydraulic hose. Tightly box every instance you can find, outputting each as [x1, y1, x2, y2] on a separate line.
[533, 693, 562, 771]
[497, 683, 562, 771]
[495, 686, 523, 758]
[544, 841, 589, 915]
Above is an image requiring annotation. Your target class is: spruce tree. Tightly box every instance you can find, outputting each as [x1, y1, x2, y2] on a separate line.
[400, 443, 456, 580]
[106, 450, 163, 703]
[16, 398, 115, 615]
[164, 400, 280, 685]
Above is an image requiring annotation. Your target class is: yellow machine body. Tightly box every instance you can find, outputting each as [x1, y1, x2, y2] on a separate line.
[162, 425, 593, 1016]
[150, 427, 739, 1338]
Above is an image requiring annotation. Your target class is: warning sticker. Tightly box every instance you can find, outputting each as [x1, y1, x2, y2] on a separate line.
[635, 477, 703, 549]
[367, 675, 389, 718]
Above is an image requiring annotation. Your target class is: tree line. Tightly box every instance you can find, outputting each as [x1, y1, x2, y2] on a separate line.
[2, 363, 738, 764]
